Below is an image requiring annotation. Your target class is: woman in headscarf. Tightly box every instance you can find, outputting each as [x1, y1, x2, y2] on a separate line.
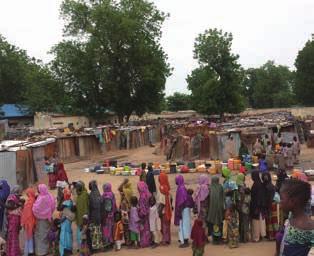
[59, 193, 75, 256]
[137, 181, 151, 248]
[88, 180, 103, 251]
[236, 173, 251, 243]
[21, 187, 36, 256]
[174, 175, 191, 248]
[32, 184, 56, 256]
[75, 181, 89, 249]
[56, 163, 69, 183]
[207, 175, 224, 244]
[5, 191, 23, 256]
[193, 175, 209, 223]
[146, 164, 156, 196]
[0, 180, 10, 234]
[102, 183, 116, 249]
[158, 172, 172, 245]
[261, 172, 278, 241]
[250, 170, 267, 242]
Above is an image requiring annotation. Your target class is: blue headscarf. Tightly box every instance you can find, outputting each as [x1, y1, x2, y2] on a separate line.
[0, 180, 10, 231]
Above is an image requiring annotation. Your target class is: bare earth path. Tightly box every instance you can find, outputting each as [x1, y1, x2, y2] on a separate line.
[63, 144, 314, 256]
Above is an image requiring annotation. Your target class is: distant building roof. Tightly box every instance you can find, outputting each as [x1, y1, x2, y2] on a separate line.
[0, 104, 32, 118]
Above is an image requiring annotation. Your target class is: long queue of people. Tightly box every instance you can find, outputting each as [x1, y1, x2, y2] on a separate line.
[0, 165, 313, 256]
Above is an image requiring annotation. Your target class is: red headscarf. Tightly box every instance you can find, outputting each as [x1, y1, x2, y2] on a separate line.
[191, 219, 207, 248]
[21, 188, 36, 239]
[158, 172, 172, 221]
[63, 188, 71, 201]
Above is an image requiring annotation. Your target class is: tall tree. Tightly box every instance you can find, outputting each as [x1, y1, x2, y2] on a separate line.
[0, 35, 64, 112]
[295, 40, 314, 106]
[51, 0, 171, 121]
[243, 61, 295, 108]
[187, 29, 245, 117]
[166, 92, 192, 111]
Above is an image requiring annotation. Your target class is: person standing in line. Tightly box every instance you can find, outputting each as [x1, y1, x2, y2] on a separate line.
[278, 179, 314, 256]
[88, 180, 103, 252]
[137, 181, 152, 248]
[146, 164, 157, 197]
[250, 171, 267, 242]
[129, 196, 140, 249]
[32, 184, 56, 256]
[0, 180, 10, 235]
[21, 188, 36, 256]
[174, 175, 191, 248]
[102, 183, 116, 250]
[158, 172, 172, 245]
[262, 172, 278, 241]
[149, 196, 161, 248]
[191, 219, 207, 256]
[193, 175, 209, 224]
[75, 182, 89, 250]
[207, 175, 224, 245]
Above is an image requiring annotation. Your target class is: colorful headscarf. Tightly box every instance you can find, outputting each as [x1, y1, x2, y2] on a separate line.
[174, 175, 188, 226]
[137, 181, 151, 201]
[122, 180, 133, 204]
[32, 184, 55, 220]
[193, 174, 209, 214]
[21, 188, 36, 239]
[191, 219, 207, 247]
[102, 183, 116, 214]
[76, 181, 89, 226]
[158, 172, 172, 221]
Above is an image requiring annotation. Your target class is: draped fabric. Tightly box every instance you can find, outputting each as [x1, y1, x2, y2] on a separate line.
[21, 188, 36, 239]
[193, 175, 209, 214]
[174, 175, 187, 226]
[32, 184, 55, 220]
[88, 180, 102, 225]
[158, 172, 172, 221]
[207, 176, 224, 225]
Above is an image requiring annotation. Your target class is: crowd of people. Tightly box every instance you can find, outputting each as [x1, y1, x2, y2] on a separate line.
[0, 162, 313, 256]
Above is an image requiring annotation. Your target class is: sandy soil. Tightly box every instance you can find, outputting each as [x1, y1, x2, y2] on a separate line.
[61, 144, 314, 256]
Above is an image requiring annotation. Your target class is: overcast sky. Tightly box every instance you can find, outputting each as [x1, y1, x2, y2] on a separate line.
[0, 0, 313, 95]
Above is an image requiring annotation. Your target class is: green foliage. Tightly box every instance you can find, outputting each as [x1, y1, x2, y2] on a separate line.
[0, 35, 64, 112]
[165, 92, 191, 112]
[187, 28, 245, 116]
[243, 61, 295, 108]
[294, 40, 314, 106]
[51, 0, 171, 120]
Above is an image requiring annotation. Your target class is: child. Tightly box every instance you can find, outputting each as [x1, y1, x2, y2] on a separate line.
[59, 198, 75, 256]
[129, 196, 140, 248]
[114, 211, 124, 251]
[80, 215, 91, 256]
[278, 179, 314, 256]
[47, 219, 61, 256]
[191, 219, 207, 256]
[149, 196, 161, 248]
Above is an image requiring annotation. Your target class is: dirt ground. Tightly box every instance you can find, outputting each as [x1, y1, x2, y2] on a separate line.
[61, 144, 314, 256]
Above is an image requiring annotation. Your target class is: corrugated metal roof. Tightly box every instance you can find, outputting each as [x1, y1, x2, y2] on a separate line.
[0, 104, 32, 118]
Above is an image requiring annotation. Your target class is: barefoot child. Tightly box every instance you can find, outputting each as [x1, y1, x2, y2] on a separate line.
[279, 179, 314, 256]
